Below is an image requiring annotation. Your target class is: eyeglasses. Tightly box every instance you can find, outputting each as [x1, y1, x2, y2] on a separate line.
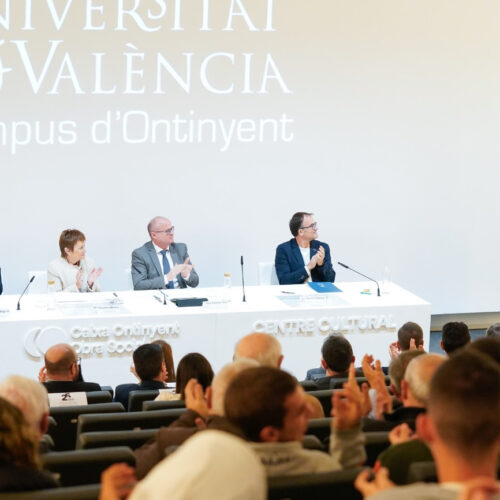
[300, 223, 317, 230]
[154, 226, 175, 235]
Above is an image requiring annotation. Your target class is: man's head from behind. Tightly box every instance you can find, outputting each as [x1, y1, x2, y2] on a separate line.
[225, 367, 311, 442]
[234, 333, 283, 368]
[133, 343, 165, 382]
[321, 334, 353, 375]
[441, 322, 471, 355]
[44, 343, 78, 381]
[209, 359, 259, 416]
[0, 375, 49, 439]
[417, 351, 500, 464]
[388, 349, 426, 399]
[402, 353, 445, 407]
[397, 322, 424, 351]
[486, 323, 500, 339]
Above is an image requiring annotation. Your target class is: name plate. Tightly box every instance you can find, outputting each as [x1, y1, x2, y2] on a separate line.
[48, 392, 88, 407]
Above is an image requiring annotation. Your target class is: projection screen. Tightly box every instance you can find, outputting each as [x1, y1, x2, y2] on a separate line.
[0, 0, 499, 314]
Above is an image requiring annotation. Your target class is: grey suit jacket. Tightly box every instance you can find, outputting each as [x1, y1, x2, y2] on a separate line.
[131, 241, 199, 290]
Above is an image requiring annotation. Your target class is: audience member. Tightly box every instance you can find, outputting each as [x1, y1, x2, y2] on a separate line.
[152, 339, 176, 383]
[309, 334, 359, 389]
[362, 353, 445, 431]
[40, 343, 101, 393]
[441, 321, 471, 355]
[224, 366, 366, 476]
[387, 350, 426, 400]
[156, 352, 214, 401]
[486, 322, 500, 339]
[0, 375, 49, 440]
[389, 322, 424, 360]
[114, 344, 166, 410]
[467, 336, 500, 364]
[233, 332, 283, 367]
[127, 431, 266, 500]
[0, 397, 58, 492]
[135, 359, 257, 479]
[355, 350, 500, 499]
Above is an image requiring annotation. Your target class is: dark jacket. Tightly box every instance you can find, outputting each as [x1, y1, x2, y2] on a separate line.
[0, 462, 59, 492]
[362, 406, 425, 432]
[275, 239, 336, 285]
[113, 380, 166, 410]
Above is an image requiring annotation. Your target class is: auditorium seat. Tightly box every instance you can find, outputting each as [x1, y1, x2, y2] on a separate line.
[306, 417, 332, 443]
[268, 467, 365, 500]
[77, 428, 157, 450]
[76, 408, 186, 443]
[42, 446, 135, 487]
[49, 402, 125, 451]
[364, 431, 391, 466]
[85, 391, 112, 404]
[142, 399, 186, 411]
[0, 484, 101, 500]
[127, 389, 160, 412]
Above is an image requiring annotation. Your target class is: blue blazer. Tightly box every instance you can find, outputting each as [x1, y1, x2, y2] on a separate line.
[275, 239, 336, 285]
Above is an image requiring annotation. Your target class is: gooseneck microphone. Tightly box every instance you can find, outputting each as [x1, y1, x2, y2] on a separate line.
[17, 275, 35, 310]
[337, 262, 380, 297]
[240, 256, 246, 302]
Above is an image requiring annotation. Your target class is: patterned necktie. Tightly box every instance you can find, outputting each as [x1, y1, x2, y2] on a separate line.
[160, 250, 174, 289]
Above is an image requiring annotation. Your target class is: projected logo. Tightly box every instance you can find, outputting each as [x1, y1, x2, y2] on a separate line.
[24, 326, 69, 359]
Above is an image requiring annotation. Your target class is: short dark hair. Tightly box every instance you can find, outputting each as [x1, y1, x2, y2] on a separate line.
[467, 336, 500, 365]
[486, 323, 500, 338]
[388, 349, 426, 394]
[225, 367, 297, 441]
[428, 350, 500, 458]
[321, 335, 353, 373]
[59, 229, 85, 258]
[175, 353, 214, 400]
[289, 212, 313, 237]
[441, 322, 471, 354]
[398, 322, 424, 350]
[133, 344, 163, 381]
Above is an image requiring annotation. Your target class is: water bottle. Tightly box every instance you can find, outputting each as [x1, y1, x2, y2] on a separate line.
[47, 280, 56, 310]
[223, 272, 232, 301]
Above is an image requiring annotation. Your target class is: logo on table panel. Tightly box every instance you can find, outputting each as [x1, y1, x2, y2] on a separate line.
[24, 326, 69, 359]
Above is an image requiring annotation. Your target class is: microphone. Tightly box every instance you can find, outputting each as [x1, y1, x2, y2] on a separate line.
[240, 256, 246, 302]
[17, 275, 35, 311]
[337, 262, 380, 297]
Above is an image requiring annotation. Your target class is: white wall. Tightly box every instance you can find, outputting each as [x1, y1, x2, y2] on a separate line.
[1, 0, 499, 314]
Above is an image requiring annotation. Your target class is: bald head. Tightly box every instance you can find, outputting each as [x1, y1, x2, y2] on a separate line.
[404, 353, 446, 406]
[44, 343, 77, 380]
[234, 333, 283, 368]
[147, 216, 171, 235]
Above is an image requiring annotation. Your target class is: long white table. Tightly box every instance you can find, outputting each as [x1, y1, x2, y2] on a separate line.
[0, 282, 431, 388]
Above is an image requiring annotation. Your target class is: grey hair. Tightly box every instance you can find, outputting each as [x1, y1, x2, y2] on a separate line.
[404, 353, 446, 405]
[211, 359, 259, 415]
[0, 375, 49, 432]
[234, 333, 282, 368]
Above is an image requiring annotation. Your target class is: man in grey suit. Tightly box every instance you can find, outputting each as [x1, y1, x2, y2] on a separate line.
[131, 216, 199, 290]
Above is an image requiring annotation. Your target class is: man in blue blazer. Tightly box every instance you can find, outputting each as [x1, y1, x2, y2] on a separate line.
[131, 216, 199, 290]
[275, 212, 335, 285]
